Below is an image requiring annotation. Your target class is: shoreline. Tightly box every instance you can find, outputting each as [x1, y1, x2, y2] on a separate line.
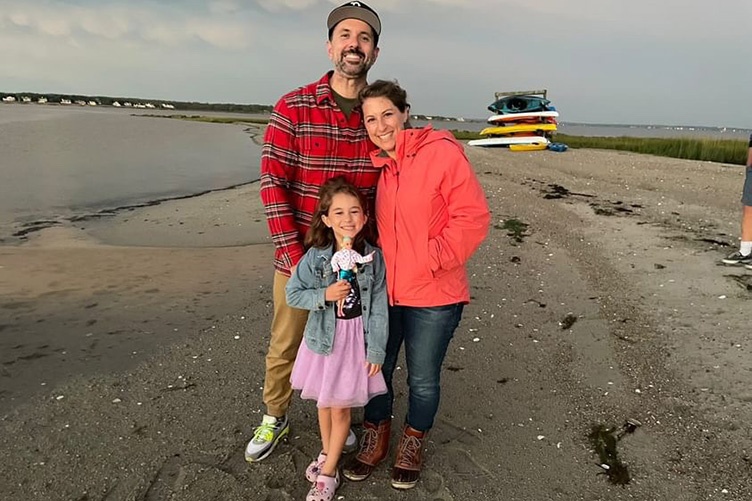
[7, 179, 262, 243]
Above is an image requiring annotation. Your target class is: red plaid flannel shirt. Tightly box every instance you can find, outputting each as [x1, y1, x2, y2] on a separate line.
[260, 72, 380, 276]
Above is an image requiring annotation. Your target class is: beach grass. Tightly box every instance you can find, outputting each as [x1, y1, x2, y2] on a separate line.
[450, 129, 750, 165]
[452, 130, 483, 140]
[553, 134, 749, 165]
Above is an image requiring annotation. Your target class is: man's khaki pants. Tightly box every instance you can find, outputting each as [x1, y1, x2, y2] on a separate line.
[263, 272, 309, 417]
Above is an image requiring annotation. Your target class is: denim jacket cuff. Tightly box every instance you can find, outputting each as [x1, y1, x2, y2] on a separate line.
[366, 350, 385, 365]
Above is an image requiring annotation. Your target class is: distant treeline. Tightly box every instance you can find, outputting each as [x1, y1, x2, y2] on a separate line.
[0, 91, 273, 114]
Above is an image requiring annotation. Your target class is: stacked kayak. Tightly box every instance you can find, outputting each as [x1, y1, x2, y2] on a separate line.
[469, 93, 560, 150]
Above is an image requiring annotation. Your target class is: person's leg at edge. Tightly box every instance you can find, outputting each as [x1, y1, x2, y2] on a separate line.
[245, 271, 307, 462]
[745, 141, 752, 253]
[724, 144, 752, 264]
[342, 306, 404, 481]
[726, 145, 752, 262]
[738, 160, 752, 257]
[392, 304, 464, 490]
[741, 205, 752, 246]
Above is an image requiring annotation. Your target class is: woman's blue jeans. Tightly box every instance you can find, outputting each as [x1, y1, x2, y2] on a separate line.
[364, 303, 464, 432]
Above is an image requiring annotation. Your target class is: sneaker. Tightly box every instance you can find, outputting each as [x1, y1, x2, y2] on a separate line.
[244, 414, 289, 462]
[343, 428, 357, 454]
[721, 250, 752, 265]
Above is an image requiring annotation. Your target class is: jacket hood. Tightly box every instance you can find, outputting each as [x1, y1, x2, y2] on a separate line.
[370, 126, 464, 169]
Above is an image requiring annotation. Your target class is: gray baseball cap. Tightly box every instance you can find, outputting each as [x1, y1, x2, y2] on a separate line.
[327, 1, 381, 37]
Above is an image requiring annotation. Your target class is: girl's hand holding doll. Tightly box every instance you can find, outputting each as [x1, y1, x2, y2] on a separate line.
[325, 280, 351, 302]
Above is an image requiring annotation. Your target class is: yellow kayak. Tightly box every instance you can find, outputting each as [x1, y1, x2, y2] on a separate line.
[480, 123, 557, 136]
[509, 143, 548, 152]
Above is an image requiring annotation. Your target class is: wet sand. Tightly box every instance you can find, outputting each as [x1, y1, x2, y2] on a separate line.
[2, 147, 752, 500]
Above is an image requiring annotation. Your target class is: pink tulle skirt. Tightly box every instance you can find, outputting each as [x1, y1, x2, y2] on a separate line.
[291, 316, 387, 408]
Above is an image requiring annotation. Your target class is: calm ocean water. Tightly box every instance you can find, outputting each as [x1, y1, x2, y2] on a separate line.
[0, 104, 262, 241]
[2, 103, 749, 242]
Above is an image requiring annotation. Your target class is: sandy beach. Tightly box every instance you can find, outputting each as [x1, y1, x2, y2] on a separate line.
[2, 145, 752, 500]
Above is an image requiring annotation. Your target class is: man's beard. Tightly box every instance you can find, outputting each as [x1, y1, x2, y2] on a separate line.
[335, 50, 374, 78]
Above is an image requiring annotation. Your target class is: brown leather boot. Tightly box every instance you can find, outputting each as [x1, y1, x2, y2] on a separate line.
[391, 424, 427, 490]
[342, 420, 391, 481]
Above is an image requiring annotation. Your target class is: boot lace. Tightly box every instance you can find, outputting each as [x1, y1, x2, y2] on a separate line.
[359, 426, 379, 458]
[395, 435, 422, 468]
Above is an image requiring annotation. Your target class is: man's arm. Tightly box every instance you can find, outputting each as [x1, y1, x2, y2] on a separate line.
[259, 98, 305, 270]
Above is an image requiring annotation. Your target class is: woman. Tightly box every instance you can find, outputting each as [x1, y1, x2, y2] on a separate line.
[343, 80, 490, 489]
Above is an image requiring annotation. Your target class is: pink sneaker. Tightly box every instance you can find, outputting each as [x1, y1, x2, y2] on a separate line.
[306, 471, 340, 501]
[305, 451, 327, 483]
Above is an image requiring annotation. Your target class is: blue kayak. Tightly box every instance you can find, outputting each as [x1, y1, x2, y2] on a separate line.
[488, 95, 551, 114]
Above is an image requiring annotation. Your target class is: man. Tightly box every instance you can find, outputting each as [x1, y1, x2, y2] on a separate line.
[245, 1, 382, 462]
[722, 134, 752, 267]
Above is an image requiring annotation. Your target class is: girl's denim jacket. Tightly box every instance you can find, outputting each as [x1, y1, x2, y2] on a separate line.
[286, 242, 388, 365]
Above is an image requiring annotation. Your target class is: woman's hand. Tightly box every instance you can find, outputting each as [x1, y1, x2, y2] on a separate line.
[325, 280, 351, 302]
[365, 362, 382, 377]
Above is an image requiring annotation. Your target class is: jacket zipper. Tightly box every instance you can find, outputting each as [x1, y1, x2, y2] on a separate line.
[392, 166, 399, 305]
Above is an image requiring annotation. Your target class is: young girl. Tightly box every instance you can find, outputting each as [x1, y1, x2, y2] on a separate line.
[286, 176, 388, 501]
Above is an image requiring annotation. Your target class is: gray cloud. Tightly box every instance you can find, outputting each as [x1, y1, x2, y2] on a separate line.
[1, 0, 751, 127]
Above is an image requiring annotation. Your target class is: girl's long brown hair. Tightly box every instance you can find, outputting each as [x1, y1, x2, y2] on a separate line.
[305, 176, 376, 253]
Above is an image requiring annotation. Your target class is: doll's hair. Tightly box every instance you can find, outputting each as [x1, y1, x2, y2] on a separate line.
[305, 176, 376, 252]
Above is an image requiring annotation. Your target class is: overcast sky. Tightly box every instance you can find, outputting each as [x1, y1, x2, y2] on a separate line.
[2, 0, 752, 128]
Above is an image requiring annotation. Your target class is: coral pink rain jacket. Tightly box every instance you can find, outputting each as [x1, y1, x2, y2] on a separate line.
[371, 126, 490, 307]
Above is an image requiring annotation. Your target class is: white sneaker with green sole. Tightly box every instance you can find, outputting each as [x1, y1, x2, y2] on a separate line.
[245, 414, 289, 462]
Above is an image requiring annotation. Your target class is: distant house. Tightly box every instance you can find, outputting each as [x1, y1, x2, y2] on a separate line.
[123, 102, 133, 107]
[88, 101, 97, 106]
[76, 100, 86, 106]
[145, 102, 155, 109]
[61, 99, 72, 105]
[38, 97, 48, 104]
[112, 101, 121, 107]
[161, 103, 175, 109]
[21, 96, 32, 103]
[2, 96, 16, 102]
